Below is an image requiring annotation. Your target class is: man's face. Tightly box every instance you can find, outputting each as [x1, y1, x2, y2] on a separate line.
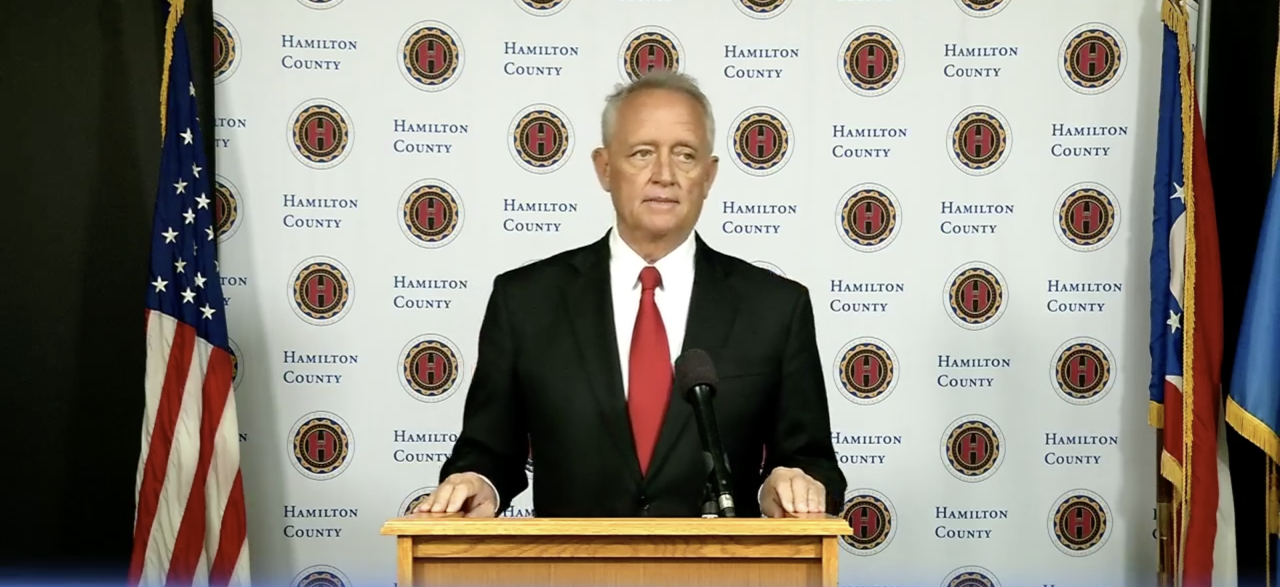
[592, 88, 718, 245]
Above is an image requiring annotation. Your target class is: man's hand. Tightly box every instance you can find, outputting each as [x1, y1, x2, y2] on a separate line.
[760, 467, 826, 517]
[413, 472, 498, 518]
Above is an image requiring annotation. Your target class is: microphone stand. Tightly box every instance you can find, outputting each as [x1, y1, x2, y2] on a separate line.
[701, 470, 719, 518]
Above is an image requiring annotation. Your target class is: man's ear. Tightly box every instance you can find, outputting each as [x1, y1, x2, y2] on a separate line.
[591, 147, 610, 191]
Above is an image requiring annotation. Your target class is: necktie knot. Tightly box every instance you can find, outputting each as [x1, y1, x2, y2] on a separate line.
[639, 266, 662, 292]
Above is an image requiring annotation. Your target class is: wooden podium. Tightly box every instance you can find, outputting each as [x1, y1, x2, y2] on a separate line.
[380, 513, 851, 587]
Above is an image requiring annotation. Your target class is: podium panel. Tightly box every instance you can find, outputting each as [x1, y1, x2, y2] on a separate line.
[381, 514, 851, 587]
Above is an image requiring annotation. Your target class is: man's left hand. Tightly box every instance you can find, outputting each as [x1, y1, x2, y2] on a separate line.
[760, 467, 826, 517]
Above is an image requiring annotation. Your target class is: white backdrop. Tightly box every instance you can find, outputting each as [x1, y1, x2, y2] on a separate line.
[209, 0, 1164, 585]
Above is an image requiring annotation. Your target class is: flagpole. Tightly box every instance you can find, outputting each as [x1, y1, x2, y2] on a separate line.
[1194, 0, 1211, 123]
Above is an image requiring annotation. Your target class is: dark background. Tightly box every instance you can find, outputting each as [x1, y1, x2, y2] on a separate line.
[1, 0, 1276, 582]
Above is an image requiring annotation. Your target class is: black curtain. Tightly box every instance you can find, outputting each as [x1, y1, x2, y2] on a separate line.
[1, 0, 213, 579]
[0, 0, 1274, 581]
[1206, 0, 1280, 584]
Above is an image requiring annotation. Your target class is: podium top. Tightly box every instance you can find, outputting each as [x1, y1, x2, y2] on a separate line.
[380, 513, 852, 537]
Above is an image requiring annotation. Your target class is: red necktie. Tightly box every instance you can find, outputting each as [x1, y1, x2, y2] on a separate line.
[628, 266, 671, 476]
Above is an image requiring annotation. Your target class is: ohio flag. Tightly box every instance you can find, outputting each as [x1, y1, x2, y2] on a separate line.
[1148, 2, 1236, 587]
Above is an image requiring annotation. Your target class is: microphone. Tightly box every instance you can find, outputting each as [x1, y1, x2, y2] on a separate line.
[675, 349, 736, 518]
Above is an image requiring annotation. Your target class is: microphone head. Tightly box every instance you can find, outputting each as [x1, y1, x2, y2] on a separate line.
[675, 349, 718, 402]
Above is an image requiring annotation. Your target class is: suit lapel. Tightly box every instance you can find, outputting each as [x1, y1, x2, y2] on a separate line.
[563, 234, 642, 484]
[648, 235, 740, 478]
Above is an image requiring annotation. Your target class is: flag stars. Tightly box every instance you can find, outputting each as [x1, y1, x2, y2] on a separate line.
[192, 163, 202, 178]
[175, 258, 187, 274]
[206, 226, 215, 241]
[200, 304, 216, 320]
[190, 82, 196, 96]
[152, 276, 168, 293]
[175, 178, 188, 194]
[1167, 310, 1181, 333]
[180, 128, 193, 145]
[181, 288, 196, 304]
[162, 227, 178, 243]
[183, 208, 195, 224]
[1171, 182, 1185, 202]
[194, 273, 207, 288]
[195, 193, 210, 209]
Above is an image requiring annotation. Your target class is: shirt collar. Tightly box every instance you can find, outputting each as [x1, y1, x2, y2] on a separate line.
[609, 225, 697, 290]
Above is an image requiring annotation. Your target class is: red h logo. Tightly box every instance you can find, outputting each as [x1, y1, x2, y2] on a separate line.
[637, 44, 666, 74]
[307, 274, 334, 308]
[1068, 355, 1095, 388]
[526, 122, 553, 156]
[1072, 201, 1100, 234]
[850, 505, 879, 538]
[418, 196, 447, 231]
[747, 125, 775, 159]
[417, 39, 445, 74]
[960, 431, 987, 464]
[965, 124, 992, 158]
[1067, 506, 1093, 539]
[417, 350, 447, 386]
[857, 45, 883, 79]
[852, 355, 880, 387]
[307, 430, 334, 463]
[1077, 42, 1108, 76]
[306, 117, 335, 151]
[857, 201, 881, 234]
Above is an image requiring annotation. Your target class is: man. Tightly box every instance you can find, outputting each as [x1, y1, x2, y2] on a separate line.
[416, 70, 845, 518]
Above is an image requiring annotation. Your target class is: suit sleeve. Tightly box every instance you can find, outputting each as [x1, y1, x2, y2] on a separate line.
[760, 285, 847, 514]
[438, 274, 528, 514]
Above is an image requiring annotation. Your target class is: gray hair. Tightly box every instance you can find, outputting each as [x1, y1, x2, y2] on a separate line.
[600, 69, 716, 152]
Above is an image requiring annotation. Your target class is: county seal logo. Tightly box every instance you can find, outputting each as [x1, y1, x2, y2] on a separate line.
[288, 256, 354, 326]
[1054, 182, 1118, 252]
[508, 104, 574, 174]
[399, 21, 464, 92]
[734, 0, 790, 19]
[399, 334, 465, 403]
[1060, 23, 1127, 95]
[836, 183, 900, 252]
[839, 27, 904, 97]
[289, 412, 353, 481]
[947, 106, 1011, 176]
[940, 415, 1004, 482]
[954, 0, 1009, 18]
[940, 566, 1001, 587]
[400, 487, 436, 516]
[213, 175, 242, 243]
[292, 566, 351, 587]
[618, 26, 683, 82]
[287, 99, 353, 170]
[1050, 337, 1115, 406]
[227, 337, 243, 391]
[211, 14, 240, 84]
[295, 0, 344, 9]
[399, 179, 464, 249]
[832, 338, 898, 406]
[515, 0, 571, 16]
[1048, 489, 1111, 556]
[944, 262, 1007, 330]
[728, 107, 793, 177]
[839, 489, 896, 556]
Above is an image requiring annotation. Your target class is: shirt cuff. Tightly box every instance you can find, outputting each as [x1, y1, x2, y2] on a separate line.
[476, 474, 500, 511]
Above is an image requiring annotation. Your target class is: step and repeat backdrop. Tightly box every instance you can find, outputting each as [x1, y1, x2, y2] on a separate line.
[209, 0, 1165, 585]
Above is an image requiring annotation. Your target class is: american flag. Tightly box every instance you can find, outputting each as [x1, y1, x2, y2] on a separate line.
[1149, 2, 1234, 586]
[128, 5, 250, 586]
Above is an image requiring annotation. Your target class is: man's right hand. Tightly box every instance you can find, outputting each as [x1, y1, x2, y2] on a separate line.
[413, 472, 498, 517]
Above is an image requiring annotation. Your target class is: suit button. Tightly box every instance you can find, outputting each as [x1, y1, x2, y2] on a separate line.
[638, 494, 649, 515]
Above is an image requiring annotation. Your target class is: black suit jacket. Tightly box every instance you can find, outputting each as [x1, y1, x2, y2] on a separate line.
[439, 231, 846, 517]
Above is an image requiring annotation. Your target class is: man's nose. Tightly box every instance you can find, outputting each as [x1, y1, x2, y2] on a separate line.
[651, 153, 675, 184]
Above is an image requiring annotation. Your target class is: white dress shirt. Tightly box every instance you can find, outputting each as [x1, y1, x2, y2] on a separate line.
[473, 228, 766, 513]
